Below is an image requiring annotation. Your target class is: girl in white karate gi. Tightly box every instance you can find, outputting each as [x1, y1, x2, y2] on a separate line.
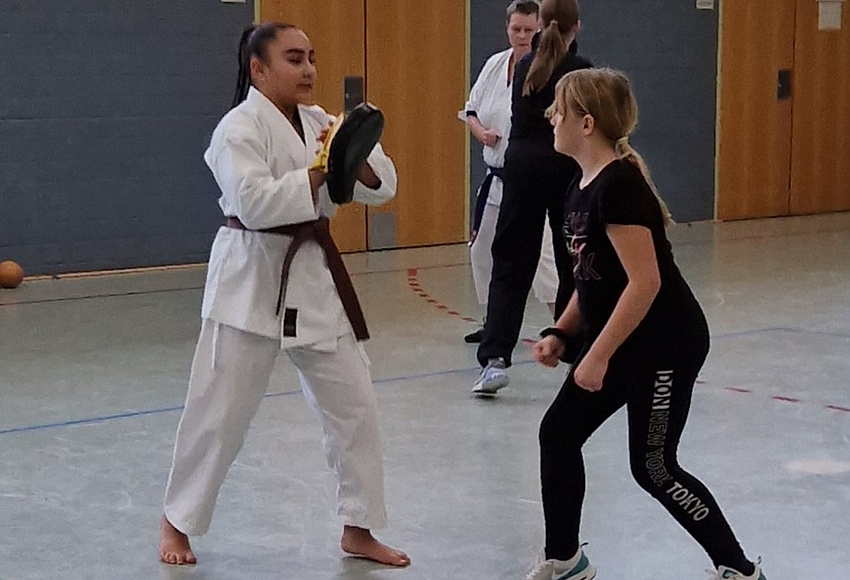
[158, 22, 409, 568]
[461, 0, 559, 344]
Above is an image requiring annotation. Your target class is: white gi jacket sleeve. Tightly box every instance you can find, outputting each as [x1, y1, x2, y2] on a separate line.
[457, 49, 513, 201]
[460, 63, 487, 120]
[351, 143, 397, 206]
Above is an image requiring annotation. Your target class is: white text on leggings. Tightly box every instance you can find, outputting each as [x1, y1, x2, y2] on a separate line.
[666, 482, 710, 521]
[645, 370, 674, 487]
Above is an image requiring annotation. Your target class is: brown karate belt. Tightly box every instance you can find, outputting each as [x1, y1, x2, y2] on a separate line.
[225, 216, 369, 341]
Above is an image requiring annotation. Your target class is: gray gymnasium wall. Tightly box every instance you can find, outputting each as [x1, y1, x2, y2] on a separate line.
[468, 0, 718, 224]
[1, 1, 715, 275]
[0, 1, 254, 276]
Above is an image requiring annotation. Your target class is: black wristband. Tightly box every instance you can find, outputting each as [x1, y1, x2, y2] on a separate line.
[539, 326, 570, 343]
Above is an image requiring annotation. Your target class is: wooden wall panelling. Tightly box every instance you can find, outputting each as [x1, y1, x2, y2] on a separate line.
[789, 0, 850, 214]
[364, 0, 467, 247]
[717, 0, 796, 220]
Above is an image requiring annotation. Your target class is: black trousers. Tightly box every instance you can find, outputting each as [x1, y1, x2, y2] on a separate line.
[477, 160, 575, 368]
[538, 331, 752, 571]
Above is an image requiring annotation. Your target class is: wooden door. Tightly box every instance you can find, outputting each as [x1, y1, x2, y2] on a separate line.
[364, 0, 467, 248]
[789, 0, 850, 214]
[259, 0, 369, 251]
[717, 0, 796, 220]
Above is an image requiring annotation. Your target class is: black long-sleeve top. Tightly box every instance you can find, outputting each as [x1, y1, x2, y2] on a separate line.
[506, 39, 592, 171]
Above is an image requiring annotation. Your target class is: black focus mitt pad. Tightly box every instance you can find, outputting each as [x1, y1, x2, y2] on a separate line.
[326, 102, 385, 205]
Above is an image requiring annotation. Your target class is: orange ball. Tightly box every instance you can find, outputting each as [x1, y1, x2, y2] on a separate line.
[0, 260, 24, 289]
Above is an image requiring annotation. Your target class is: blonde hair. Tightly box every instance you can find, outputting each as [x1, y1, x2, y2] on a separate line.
[548, 68, 673, 226]
[522, 0, 579, 97]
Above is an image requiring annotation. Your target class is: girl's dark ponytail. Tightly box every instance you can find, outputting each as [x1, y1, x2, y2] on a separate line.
[522, 21, 567, 97]
[232, 26, 257, 108]
[522, 0, 579, 96]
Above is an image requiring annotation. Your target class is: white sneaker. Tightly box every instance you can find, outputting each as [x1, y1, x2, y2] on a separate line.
[714, 562, 766, 580]
[553, 549, 596, 580]
[472, 357, 509, 395]
[523, 548, 596, 580]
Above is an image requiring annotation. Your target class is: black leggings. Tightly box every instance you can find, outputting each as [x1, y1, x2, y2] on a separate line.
[539, 339, 752, 571]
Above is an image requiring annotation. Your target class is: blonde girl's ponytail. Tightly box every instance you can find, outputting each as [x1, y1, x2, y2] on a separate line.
[553, 68, 673, 227]
[615, 135, 673, 226]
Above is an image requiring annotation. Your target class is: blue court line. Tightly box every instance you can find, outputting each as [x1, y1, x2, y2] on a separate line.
[0, 406, 188, 436]
[0, 363, 515, 437]
[2, 325, 846, 436]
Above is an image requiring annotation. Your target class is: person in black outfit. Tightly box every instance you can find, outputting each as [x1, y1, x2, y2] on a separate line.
[524, 68, 766, 580]
[473, 0, 591, 396]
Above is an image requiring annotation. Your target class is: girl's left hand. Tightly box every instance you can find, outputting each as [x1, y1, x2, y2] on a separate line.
[533, 336, 564, 368]
[574, 354, 608, 392]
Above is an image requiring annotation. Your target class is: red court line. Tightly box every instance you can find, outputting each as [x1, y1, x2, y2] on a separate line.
[772, 396, 801, 403]
[406, 268, 477, 325]
[405, 269, 849, 416]
[724, 387, 848, 414]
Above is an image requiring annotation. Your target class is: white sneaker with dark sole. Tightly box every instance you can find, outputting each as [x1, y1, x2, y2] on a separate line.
[713, 559, 767, 580]
[523, 548, 596, 580]
[472, 357, 509, 396]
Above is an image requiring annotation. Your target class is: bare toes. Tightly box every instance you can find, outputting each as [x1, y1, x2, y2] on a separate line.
[388, 550, 410, 567]
[159, 516, 196, 565]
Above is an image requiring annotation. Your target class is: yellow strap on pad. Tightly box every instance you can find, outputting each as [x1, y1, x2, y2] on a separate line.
[309, 113, 346, 172]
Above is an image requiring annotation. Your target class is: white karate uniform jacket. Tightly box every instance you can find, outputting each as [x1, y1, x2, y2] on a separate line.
[201, 87, 397, 349]
[459, 48, 512, 206]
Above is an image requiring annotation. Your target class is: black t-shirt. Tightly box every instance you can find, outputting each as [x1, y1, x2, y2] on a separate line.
[563, 160, 705, 345]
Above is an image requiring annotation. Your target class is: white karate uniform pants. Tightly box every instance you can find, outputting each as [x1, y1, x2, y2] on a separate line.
[471, 187, 559, 306]
[163, 319, 388, 535]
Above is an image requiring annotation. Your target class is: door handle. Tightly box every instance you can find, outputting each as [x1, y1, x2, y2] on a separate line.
[777, 69, 792, 101]
[343, 76, 364, 114]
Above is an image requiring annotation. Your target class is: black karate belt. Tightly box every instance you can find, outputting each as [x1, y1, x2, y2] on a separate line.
[471, 165, 504, 235]
[225, 216, 369, 341]
[326, 102, 385, 205]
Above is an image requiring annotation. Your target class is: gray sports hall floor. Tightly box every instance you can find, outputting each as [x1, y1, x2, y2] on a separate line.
[1, 213, 848, 580]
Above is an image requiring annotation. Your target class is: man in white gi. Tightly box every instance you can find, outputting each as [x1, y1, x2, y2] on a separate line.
[461, 0, 559, 345]
[159, 22, 409, 568]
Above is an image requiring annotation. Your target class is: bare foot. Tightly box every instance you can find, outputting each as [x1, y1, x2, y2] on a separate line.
[159, 515, 197, 565]
[340, 526, 410, 567]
